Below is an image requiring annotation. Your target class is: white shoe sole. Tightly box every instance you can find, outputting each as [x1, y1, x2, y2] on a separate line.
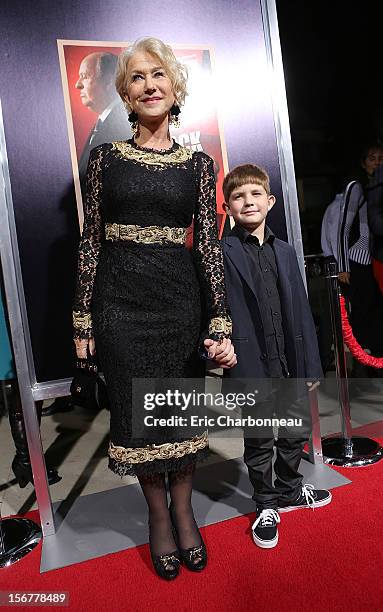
[252, 530, 279, 549]
[278, 491, 332, 513]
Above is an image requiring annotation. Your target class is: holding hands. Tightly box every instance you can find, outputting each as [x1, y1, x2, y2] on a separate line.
[204, 337, 237, 369]
[74, 337, 96, 359]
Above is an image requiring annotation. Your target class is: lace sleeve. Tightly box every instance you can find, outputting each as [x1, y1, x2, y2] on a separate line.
[73, 146, 104, 339]
[193, 153, 232, 341]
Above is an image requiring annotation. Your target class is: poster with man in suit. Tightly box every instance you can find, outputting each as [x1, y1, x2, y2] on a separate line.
[75, 51, 131, 187]
[58, 41, 228, 235]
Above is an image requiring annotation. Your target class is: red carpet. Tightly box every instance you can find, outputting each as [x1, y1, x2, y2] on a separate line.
[2, 458, 383, 612]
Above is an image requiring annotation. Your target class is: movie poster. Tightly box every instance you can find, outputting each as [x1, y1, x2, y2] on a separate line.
[0, 0, 286, 383]
[58, 41, 228, 237]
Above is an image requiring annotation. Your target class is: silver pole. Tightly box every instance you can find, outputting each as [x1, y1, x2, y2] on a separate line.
[0, 99, 55, 535]
[307, 382, 323, 465]
[325, 260, 353, 445]
[261, 0, 306, 284]
[0, 497, 42, 568]
[0, 503, 5, 554]
[322, 259, 383, 466]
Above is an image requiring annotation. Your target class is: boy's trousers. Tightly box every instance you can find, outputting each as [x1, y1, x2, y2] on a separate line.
[243, 377, 307, 510]
[244, 434, 306, 510]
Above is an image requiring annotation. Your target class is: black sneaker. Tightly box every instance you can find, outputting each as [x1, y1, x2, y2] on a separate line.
[278, 484, 332, 513]
[252, 508, 280, 549]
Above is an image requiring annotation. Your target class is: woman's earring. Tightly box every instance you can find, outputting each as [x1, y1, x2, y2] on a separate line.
[127, 109, 139, 137]
[169, 104, 181, 129]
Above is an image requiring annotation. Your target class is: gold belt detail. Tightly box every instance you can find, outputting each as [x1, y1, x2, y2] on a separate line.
[105, 223, 187, 244]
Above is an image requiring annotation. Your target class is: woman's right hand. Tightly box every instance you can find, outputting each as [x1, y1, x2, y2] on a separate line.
[74, 337, 96, 359]
[204, 338, 237, 369]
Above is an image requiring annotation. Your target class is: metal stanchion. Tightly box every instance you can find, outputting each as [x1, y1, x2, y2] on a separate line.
[306, 381, 324, 464]
[0, 388, 42, 568]
[321, 260, 383, 466]
[0, 505, 42, 568]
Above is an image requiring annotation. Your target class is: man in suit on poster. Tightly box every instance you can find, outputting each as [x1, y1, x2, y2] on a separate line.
[75, 51, 131, 190]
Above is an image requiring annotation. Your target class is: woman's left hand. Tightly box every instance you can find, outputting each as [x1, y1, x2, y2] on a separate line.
[204, 338, 237, 369]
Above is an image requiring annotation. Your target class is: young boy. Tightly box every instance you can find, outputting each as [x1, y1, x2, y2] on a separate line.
[221, 164, 332, 549]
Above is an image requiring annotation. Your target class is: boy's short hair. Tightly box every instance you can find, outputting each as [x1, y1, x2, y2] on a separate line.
[223, 164, 271, 202]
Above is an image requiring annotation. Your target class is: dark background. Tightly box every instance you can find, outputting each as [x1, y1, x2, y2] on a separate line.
[277, 0, 382, 254]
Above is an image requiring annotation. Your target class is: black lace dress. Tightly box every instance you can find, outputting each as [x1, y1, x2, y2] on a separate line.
[73, 139, 231, 476]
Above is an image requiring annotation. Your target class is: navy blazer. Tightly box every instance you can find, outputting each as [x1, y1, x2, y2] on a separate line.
[222, 229, 323, 380]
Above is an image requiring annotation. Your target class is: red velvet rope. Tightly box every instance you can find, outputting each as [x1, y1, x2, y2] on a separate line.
[339, 294, 383, 368]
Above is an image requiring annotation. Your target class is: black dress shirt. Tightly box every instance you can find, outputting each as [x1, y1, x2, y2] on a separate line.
[234, 224, 289, 377]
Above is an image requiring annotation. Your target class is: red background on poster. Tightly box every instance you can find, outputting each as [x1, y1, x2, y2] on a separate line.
[62, 43, 228, 227]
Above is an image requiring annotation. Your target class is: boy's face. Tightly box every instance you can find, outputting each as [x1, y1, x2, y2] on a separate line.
[225, 182, 275, 230]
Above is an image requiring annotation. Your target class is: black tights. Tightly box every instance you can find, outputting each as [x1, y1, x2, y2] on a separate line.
[138, 465, 201, 557]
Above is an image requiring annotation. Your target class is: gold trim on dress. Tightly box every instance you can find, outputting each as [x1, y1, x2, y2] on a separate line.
[208, 316, 232, 337]
[105, 223, 187, 244]
[108, 431, 208, 465]
[111, 141, 192, 167]
[73, 311, 93, 331]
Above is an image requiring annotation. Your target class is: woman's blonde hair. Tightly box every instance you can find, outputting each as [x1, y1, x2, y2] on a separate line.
[115, 37, 188, 108]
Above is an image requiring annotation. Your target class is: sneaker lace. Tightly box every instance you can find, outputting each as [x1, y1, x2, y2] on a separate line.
[253, 508, 280, 529]
[301, 484, 316, 510]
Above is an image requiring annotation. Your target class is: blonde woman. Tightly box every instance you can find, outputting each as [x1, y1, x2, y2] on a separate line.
[73, 37, 235, 579]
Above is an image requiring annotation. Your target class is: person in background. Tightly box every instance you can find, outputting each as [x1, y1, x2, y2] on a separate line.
[320, 182, 354, 373]
[321, 191, 344, 263]
[1, 275, 61, 488]
[337, 141, 383, 377]
[367, 158, 383, 294]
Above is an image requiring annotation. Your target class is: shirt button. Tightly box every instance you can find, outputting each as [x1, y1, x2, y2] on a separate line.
[263, 268, 268, 272]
